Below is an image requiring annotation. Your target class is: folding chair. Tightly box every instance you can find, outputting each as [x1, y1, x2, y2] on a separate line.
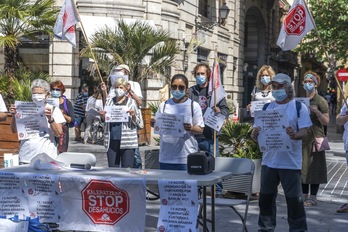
[197, 157, 255, 232]
[56, 152, 96, 169]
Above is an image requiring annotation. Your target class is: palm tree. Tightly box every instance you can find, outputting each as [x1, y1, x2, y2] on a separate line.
[84, 19, 179, 82]
[0, 0, 58, 74]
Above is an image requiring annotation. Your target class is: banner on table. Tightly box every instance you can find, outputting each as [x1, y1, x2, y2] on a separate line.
[157, 180, 198, 232]
[59, 175, 146, 232]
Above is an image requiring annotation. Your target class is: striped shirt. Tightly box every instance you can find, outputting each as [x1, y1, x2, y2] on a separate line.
[73, 93, 88, 117]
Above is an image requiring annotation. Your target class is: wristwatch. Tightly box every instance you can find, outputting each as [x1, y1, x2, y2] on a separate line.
[48, 118, 55, 123]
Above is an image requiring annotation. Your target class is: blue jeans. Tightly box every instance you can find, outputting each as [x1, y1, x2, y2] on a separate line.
[160, 162, 187, 171]
[196, 137, 220, 157]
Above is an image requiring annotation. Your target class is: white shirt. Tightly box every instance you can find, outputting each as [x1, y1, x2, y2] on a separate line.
[251, 86, 275, 101]
[0, 94, 7, 112]
[157, 98, 204, 164]
[19, 103, 66, 163]
[257, 100, 312, 170]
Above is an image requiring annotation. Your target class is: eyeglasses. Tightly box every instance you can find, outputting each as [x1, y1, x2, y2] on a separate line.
[196, 72, 206, 75]
[271, 83, 285, 90]
[171, 85, 186, 91]
[52, 88, 60, 91]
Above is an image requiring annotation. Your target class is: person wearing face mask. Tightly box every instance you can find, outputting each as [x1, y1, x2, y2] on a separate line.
[9, 79, 66, 164]
[251, 73, 312, 232]
[246, 65, 276, 114]
[300, 71, 329, 207]
[100, 78, 141, 168]
[50, 81, 74, 153]
[73, 84, 89, 141]
[150, 74, 204, 170]
[84, 87, 103, 144]
[105, 64, 144, 168]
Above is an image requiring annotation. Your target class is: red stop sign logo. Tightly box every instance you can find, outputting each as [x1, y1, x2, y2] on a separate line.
[284, 4, 306, 35]
[81, 179, 129, 225]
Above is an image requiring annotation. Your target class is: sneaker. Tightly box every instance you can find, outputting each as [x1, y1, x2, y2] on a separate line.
[74, 137, 82, 141]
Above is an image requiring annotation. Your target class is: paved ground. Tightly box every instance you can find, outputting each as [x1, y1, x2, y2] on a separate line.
[67, 116, 348, 232]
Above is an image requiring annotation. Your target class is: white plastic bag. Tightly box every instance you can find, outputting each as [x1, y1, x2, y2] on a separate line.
[29, 153, 65, 170]
[0, 218, 29, 232]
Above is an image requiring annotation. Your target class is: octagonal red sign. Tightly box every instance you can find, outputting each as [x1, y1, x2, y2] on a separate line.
[81, 179, 130, 225]
[284, 4, 306, 35]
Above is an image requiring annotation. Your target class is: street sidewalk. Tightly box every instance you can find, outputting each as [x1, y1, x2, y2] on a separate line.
[67, 116, 348, 232]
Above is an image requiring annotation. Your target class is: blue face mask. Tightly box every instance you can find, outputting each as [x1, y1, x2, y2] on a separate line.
[83, 92, 88, 97]
[196, 75, 207, 85]
[261, 76, 271, 85]
[272, 89, 287, 102]
[171, 90, 186, 100]
[51, 90, 61, 98]
[303, 83, 315, 92]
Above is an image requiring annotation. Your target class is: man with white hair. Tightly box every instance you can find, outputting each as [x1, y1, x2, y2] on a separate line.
[9, 79, 66, 164]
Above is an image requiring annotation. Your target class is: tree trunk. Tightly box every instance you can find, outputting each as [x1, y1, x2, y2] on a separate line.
[4, 44, 19, 75]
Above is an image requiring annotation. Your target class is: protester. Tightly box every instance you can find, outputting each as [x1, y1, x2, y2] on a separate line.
[300, 71, 329, 207]
[150, 74, 204, 170]
[9, 79, 66, 164]
[101, 78, 141, 168]
[73, 84, 88, 141]
[0, 93, 7, 121]
[188, 63, 229, 156]
[84, 87, 103, 144]
[188, 63, 229, 196]
[336, 101, 348, 213]
[330, 90, 337, 115]
[246, 65, 276, 113]
[108, 64, 143, 168]
[50, 80, 74, 153]
[251, 73, 312, 231]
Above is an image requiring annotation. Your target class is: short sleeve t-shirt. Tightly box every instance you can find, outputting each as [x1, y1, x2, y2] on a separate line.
[0, 94, 7, 112]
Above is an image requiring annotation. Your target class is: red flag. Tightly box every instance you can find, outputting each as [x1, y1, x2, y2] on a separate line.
[208, 59, 226, 106]
[276, 0, 315, 51]
[53, 0, 80, 47]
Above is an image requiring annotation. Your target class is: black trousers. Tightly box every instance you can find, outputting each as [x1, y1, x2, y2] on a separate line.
[107, 139, 135, 168]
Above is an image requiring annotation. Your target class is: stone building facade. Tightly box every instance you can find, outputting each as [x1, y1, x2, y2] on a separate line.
[4, 0, 297, 113]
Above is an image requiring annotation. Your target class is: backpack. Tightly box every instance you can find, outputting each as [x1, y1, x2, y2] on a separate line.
[262, 100, 301, 118]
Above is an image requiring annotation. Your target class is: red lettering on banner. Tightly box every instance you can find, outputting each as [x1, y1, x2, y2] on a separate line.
[285, 4, 306, 35]
[81, 179, 129, 225]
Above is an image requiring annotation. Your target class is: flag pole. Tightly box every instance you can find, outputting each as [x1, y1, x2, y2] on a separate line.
[71, 0, 103, 84]
[303, 0, 347, 107]
[213, 46, 218, 159]
[71, 0, 107, 104]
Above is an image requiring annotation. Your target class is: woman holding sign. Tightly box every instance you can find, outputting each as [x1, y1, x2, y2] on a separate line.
[9, 79, 66, 164]
[101, 78, 141, 168]
[301, 71, 329, 207]
[150, 74, 204, 170]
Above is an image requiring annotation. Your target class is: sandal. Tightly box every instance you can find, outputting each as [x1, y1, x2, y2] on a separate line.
[304, 198, 317, 207]
[337, 203, 348, 213]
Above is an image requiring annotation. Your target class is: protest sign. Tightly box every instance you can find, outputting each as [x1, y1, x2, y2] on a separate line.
[157, 180, 198, 232]
[104, 105, 129, 123]
[203, 107, 225, 132]
[250, 100, 272, 117]
[254, 108, 292, 152]
[154, 113, 185, 137]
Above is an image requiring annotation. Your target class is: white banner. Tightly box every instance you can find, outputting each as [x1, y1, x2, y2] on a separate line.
[157, 180, 198, 232]
[59, 175, 146, 232]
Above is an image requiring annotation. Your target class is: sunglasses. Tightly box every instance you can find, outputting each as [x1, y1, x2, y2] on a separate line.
[171, 85, 186, 91]
[52, 88, 60, 91]
[196, 72, 206, 75]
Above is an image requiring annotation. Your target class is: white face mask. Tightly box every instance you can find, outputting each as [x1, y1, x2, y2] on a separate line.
[115, 88, 125, 97]
[32, 93, 46, 105]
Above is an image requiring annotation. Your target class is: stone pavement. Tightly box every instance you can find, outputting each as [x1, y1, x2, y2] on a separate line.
[67, 116, 348, 232]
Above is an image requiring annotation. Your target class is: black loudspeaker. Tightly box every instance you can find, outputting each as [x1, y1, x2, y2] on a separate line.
[187, 151, 215, 175]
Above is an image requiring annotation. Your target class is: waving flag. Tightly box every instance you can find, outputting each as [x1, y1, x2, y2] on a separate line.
[276, 0, 315, 51]
[208, 59, 226, 106]
[53, 0, 80, 47]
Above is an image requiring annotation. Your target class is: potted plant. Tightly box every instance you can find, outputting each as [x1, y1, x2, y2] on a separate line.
[219, 120, 262, 193]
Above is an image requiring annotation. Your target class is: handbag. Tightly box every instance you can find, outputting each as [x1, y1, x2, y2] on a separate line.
[312, 137, 330, 152]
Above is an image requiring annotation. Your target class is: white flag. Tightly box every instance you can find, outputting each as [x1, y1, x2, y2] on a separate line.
[208, 59, 226, 106]
[53, 0, 80, 47]
[276, 0, 315, 51]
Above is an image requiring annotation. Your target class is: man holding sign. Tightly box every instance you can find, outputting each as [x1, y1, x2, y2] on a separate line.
[252, 73, 312, 232]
